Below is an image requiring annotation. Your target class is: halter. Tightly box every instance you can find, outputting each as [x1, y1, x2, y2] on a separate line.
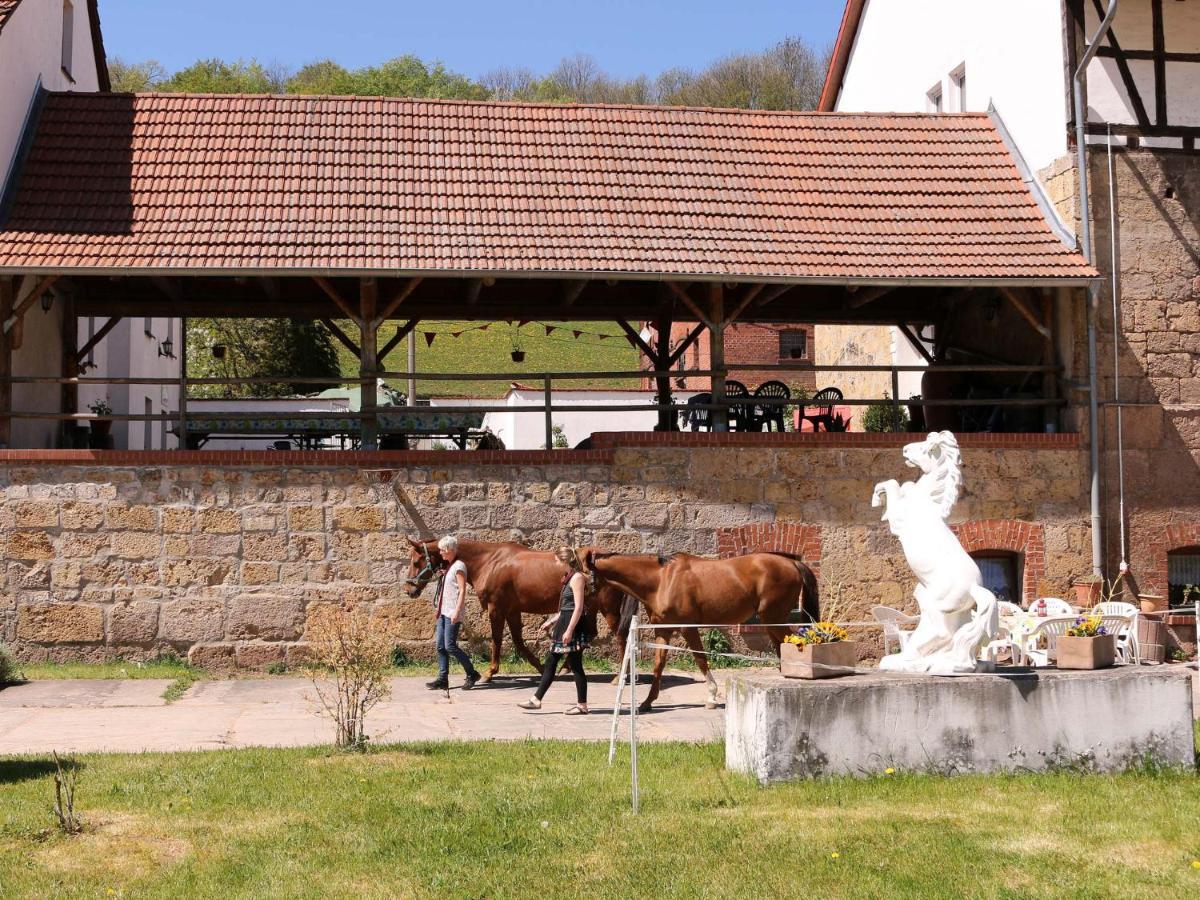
[405, 542, 443, 590]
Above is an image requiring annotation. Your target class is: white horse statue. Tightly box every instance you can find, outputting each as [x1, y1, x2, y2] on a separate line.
[871, 431, 998, 675]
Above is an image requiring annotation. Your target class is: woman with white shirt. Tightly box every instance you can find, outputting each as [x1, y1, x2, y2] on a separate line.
[427, 535, 482, 691]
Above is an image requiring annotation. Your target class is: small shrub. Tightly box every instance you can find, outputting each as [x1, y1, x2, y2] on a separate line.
[307, 604, 401, 749]
[51, 751, 83, 835]
[266, 661, 288, 676]
[0, 643, 19, 683]
[390, 645, 411, 668]
[862, 393, 909, 433]
[702, 628, 736, 668]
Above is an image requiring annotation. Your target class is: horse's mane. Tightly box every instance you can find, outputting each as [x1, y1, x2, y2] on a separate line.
[923, 434, 962, 518]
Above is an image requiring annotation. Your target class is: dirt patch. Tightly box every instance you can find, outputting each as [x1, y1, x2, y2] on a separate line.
[35, 810, 191, 879]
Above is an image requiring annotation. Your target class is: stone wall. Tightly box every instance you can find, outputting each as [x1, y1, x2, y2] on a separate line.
[0, 435, 1088, 667]
[812, 323, 894, 401]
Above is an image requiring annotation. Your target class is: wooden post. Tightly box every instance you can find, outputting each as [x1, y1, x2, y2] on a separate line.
[178, 316, 189, 449]
[709, 283, 727, 432]
[61, 287, 77, 448]
[890, 366, 901, 429]
[544, 377, 554, 449]
[653, 317, 674, 431]
[0, 278, 12, 448]
[1042, 289, 1059, 433]
[359, 278, 380, 450]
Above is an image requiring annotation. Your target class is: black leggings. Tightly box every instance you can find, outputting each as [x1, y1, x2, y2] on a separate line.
[534, 649, 587, 703]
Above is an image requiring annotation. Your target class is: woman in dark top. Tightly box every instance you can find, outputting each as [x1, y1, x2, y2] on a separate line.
[518, 546, 592, 715]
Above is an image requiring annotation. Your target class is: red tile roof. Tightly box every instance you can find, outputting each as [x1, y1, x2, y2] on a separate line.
[0, 0, 24, 33]
[0, 93, 1094, 283]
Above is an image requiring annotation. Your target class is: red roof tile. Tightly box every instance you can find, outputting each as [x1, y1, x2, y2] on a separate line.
[0, 93, 1095, 282]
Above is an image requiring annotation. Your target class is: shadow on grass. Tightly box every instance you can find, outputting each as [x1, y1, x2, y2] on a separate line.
[0, 757, 81, 785]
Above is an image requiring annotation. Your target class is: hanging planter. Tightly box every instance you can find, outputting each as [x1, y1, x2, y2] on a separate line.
[510, 350, 525, 363]
[509, 322, 525, 363]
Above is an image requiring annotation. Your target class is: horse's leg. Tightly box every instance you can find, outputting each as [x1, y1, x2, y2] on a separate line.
[638, 629, 671, 712]
[680, 627, 719, 709]
[481, 608, 504, 683]
[505, 611, 544, 672]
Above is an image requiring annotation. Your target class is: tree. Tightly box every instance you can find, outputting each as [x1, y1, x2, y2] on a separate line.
[288, 59, 354, 95]
[161, 58, 285, 93]
[186, 319, 341, 398]
[108, 57, 167, 92]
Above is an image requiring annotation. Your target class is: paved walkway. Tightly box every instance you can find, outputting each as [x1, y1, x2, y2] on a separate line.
[0, 670, 732, 754]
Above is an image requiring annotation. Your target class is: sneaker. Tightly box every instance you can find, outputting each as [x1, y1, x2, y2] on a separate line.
[462, 672, 481, 690]
[426, 678, 449, 690]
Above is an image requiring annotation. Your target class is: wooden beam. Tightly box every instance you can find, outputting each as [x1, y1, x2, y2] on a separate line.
[755, 284, 792, 307]
[723, 283, 764, 326]
[1151, 0, 1166, 127]
[708, 283, 727, 431]
[998, 287, 1051, 339]
[616, 319, 656, 359]
[667, 322, 707, 368]
[1092, 0, 1152, 128]
[150, 276, 183, 306]
[0, 278, 13, 447]
[2, 275, 58, 334]
[666, 282, 712, 326]
[897, 323, 936, 365]
[847, 285, 895, 309]
[377, 319, 419, 366]
[319, 318, 360, 357]
[1041, 291, 1060, 432]
[358, 278, 380, 450]
[375, 277, 423, 325]
[75, 316, 122, 362]
[311, 276, 359, 322]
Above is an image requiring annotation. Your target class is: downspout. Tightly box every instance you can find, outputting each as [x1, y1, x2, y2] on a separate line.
[1073, 0, 1119, 577]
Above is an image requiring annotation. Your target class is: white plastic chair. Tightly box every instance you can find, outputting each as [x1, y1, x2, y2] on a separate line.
[1013, 615, 1076, 667]
[980, 624, 1017, 664]
[1092, 602, 1139, 663]
[871, 605, 920, 655]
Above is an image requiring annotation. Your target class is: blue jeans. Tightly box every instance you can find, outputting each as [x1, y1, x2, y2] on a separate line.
[435, 615, 478, 680]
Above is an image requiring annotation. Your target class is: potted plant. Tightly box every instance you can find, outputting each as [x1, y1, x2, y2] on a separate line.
[780, 622, 857, 680]
[1137, 593, 1167, 614]
[1056, 615, 1116, 670]
[1072, 574, 1103, 609]
[87, 397, 113, 438]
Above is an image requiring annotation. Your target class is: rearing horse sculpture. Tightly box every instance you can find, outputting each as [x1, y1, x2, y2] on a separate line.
[583, 549, 819, 710]
[404, 537, 632, 683]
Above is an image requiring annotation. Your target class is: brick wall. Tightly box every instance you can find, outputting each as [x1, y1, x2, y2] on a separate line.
[656, 321, 816, 393]
[0, 435, 1089, 667]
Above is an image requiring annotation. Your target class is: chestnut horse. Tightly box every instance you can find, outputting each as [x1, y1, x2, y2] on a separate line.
[404, 537, 632, 683]
[582, 550, 819, 710]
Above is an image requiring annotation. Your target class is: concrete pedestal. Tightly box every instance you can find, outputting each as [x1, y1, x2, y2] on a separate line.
[725, 666, 1196, 784]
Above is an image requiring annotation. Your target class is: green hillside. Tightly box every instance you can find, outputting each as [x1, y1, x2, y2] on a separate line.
[333, 320, 641, 399]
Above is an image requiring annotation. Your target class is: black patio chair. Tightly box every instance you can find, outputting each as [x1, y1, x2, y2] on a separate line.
[800, 386, 843, 432]
[724, 380, 753, 431]
[752, 380, 791, 432]
[681, 392, 712, 431]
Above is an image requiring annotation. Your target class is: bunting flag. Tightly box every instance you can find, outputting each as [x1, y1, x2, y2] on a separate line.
[423, 332, 437, 347]
[451, 331, 463, 338]
[479, 324, 490, 331]
[544, 325, 556, 336]
[572, 330, 582, 339]
[518, 319, 530, 327]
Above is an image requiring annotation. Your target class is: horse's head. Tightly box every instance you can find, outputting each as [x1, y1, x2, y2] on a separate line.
[902, 431, 962, 517]
[404, 536, 444, 598]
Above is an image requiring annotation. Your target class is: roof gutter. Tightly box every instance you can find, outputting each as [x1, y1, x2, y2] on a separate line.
[1074, 0, 1119, 578]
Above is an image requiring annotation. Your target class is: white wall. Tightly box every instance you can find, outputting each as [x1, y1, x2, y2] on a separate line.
[835, 0, 1070, 172]
[8, 275, 63, 448]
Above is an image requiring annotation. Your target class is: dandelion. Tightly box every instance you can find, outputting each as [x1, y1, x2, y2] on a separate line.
[884, 767, 895, 775]
[1192, 859, 1200, 869]
[830, 852, 840, 859]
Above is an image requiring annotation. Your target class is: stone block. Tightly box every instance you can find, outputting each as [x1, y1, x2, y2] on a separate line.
[514, 505, 560, 531]
[188, 642, 237, 673]
[244, 533, 287, 561]
[241, 561, 281, 585]
[162, 507, 195, 533]
[17, 603, 104, 643]
[13, 500, 59, 528]
[225, 594, 304, 641]
[108, 601, 159, 645]
[60, 501, 104, 530]
[371, 599, 435, 641]
[163, 558, 229, 587]
[288, 533, 327, 562]
[60, 533, 106, 558]
[332, 505, 385, 531]
[160, 598, 225, 643]
[106, 504, 159, 530]
[235, 641, 287, 670]
[110, 531, 161, 559]
[7, 531, 54, 560]
[726, 667, 1196, 783]
[288, 506, 325, 531]
[198, 508, 241, 534]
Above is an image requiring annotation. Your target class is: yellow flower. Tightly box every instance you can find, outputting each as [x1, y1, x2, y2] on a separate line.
[1192, 859, 1200, 870]
[830, 852, 840, 859]
[884, 767, 895, 775]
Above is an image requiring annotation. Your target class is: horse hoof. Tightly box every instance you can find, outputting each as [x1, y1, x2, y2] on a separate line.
[479, 673, 494, 684]
[637, 702, 653, 713]
[705, 701, 718, 710]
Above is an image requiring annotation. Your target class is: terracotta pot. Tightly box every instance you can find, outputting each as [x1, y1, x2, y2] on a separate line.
[1138, 593, 1167, 614]
[1056, 634, 1116, 670]
[1072, 579, 1103, 608]
[779, 641, 858, 680]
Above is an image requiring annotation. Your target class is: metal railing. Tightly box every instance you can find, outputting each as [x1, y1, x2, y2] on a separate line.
[0, 362, 1064, 450]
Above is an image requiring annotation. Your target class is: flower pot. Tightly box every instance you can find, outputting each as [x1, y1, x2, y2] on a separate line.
[780, 640, 858, 680]
[1073, 579, 1103, 608]
[1055, 634, 1116, 670]
[1138, 593, 1167, 614]
[90, 418, 112, 437]
[510, 350, 525, 363]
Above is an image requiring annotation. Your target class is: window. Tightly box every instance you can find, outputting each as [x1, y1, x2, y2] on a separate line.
[926, 81, 943, 113]
[60, 0, 74, 79]
[949, 64, 967, 112]
[1168, 548, 1200, 608]
[778, 329, 808, 360]
[971, 552, 1021, 605]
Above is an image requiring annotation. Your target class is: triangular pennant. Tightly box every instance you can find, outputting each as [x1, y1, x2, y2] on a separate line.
[597, 334, 609, 340]
[451, 331, 463, 338]
[572, 330, 582, 339]
[544, 325, 555, 335]
[423, 332, 436, 347]
[479, 324, 489, 331]
[518, 319, 530, 327]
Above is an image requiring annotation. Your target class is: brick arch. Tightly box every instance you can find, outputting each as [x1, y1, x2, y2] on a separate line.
[1142, 522, 1200, 595]
[715, 523, 821, 577]
[951, 519, 1046, 603]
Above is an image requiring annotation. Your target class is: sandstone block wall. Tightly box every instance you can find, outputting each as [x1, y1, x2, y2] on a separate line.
[0, 437, 1089, 668]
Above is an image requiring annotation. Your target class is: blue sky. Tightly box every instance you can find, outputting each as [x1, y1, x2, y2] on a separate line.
[98, 1, 843, 79]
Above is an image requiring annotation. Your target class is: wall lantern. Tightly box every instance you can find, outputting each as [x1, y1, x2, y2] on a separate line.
[40, 292, 53, 313]
[158, 337, 174, 358]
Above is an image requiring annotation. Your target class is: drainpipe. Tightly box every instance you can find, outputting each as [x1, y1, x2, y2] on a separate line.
[1073, 0, 1119, 577]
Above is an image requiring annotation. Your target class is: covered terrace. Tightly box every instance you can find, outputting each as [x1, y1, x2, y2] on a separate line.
[0, 93, 1095, 450]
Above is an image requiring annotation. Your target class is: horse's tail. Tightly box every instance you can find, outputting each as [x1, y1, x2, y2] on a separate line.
[796, 560, 820, 623]
[951, 583, 999, 661]
[616, 593, 640, 641]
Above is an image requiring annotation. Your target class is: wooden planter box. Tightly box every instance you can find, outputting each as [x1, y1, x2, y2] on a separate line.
[780, 641, 858, 679]
[1056, 634, 1116, 670]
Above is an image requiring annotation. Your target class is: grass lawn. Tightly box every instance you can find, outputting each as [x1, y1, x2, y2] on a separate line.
[333, 319, 640, 398]
[0, 742, 1198, 899]
[15, 657, 204, 704]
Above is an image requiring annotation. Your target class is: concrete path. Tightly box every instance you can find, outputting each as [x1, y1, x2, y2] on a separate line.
[0, 670, 731, 754]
